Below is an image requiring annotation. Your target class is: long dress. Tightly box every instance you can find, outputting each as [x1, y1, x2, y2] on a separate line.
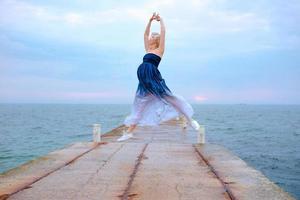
[123, 52, 194, 126]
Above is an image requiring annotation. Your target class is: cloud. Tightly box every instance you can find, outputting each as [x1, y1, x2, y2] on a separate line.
[64, 13, 83, 25]
[3, 0, 297, 54]
[0, 0, 299, 104]
[0, 90, 126, 103]
[0, 0, 270, 39]
[196, 88, 277, 104]
[194, 95, 208, 102]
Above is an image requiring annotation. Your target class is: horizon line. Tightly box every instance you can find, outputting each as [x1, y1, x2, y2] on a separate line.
[0, 102, 299, 106]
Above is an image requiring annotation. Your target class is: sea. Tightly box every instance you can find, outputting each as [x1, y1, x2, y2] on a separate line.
[0, 104, 299, 199]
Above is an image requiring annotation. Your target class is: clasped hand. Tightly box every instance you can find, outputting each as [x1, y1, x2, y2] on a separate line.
[150, 12, 161, 21]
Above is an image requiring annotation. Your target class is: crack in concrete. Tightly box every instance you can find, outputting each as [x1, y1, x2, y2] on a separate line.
[6, 142, 108, 199]
[193, 144, 237, 200]
[119, 143, 149, 200]
[72, 143, 126, 199]
[175, 183, 183, 200]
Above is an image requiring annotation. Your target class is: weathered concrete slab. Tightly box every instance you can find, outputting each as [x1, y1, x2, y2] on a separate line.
[0, 142, 103, 198]
[101, 119, 197, 144]
[8, 143, 146, 200]
[129, 143, 228, 200]
[0, 118, 296, 200]
[195, 144, 294, 200]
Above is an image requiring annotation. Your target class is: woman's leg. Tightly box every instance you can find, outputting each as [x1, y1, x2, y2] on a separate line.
[126, 124, 137, 133]
[125, 94, 154, 133]
[162, 95, 194, 124]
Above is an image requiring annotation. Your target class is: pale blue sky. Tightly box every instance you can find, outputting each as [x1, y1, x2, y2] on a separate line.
[0, 0, 299, 104]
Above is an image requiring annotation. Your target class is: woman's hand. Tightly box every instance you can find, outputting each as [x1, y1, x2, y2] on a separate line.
[149, 12, 157, 22]
[155, 14, 161, 21]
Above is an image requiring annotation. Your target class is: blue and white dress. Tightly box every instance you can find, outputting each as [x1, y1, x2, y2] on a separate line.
[124, 53, 194, 126]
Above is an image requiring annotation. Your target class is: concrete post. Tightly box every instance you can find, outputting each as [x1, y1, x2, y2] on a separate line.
[181, 117, 188, 129]
[197, 125, 205, 144]
[93, 124, 101, 143]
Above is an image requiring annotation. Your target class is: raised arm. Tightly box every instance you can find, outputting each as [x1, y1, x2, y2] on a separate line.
[157, 16, 165, 54]
[144, 13, 156, 51]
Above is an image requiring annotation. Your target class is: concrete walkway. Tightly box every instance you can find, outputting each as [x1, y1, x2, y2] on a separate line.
[0, 119, 295, 200]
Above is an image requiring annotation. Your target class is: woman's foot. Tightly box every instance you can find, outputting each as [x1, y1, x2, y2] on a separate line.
[117, 130, 133, 142]
[190, 119, 200, 131]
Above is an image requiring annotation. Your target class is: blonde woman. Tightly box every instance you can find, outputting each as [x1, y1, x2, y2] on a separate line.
[118, 13, 200, 141]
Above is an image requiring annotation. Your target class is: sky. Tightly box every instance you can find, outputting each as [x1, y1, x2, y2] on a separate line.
[0, 0, 299, 104]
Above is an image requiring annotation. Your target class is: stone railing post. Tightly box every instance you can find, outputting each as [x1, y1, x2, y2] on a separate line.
[197, 125, 205, 144]
[93, 124, 101, 143]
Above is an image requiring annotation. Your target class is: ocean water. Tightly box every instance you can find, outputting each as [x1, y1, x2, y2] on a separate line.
[0, 104, 299, 199]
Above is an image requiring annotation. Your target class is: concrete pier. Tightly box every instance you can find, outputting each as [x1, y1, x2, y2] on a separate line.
[0, 119, 295, 200]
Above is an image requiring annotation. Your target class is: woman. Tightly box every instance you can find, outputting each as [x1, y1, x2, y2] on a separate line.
[117, 12, 200, 142]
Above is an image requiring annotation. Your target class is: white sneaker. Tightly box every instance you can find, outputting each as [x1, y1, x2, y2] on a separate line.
[191, 119, 200, 131]
[117, 131, 133, 142]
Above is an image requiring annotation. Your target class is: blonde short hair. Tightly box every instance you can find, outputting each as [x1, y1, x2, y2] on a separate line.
[151, 32, 160, 38]
[151, 32, 160, 47]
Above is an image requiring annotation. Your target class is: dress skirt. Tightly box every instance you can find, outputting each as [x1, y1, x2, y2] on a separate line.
[123, 53, 194, 126]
